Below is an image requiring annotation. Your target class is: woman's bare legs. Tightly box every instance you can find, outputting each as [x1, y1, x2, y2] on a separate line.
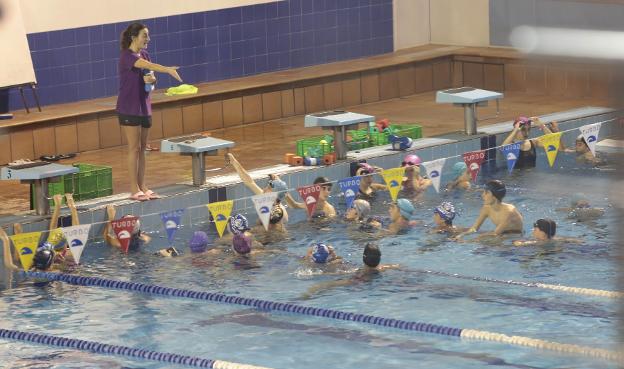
[138, 127, 150, 192]
[122, 125, 142, 194]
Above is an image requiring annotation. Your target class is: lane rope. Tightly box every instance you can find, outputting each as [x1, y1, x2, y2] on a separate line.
[20, 271, 624, 363]
[0, 328, 272, 369]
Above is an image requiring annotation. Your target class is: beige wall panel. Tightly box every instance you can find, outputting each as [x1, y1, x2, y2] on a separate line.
[147, 109, 164, 140]
[430, 0, 489, 46]
[243, 94, 263, 124]
[361, 71, 380, 103]
[182, 104, 204, 133]
[10, 130, 34, 161]
[33, 126, 56, 157]
[394, 0, 430, 50]
[222, 97, 243, 128]
[293, 88, 306, 115]
[203, 100, 224, 130]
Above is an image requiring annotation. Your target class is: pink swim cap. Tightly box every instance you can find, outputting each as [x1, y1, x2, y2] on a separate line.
[402, 154, 421, 166]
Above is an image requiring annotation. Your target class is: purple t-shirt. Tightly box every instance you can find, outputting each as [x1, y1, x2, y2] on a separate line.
[116, 49, 152, 117]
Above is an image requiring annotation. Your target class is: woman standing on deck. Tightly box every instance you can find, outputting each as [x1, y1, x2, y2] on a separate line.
[116, 22, 182, 201]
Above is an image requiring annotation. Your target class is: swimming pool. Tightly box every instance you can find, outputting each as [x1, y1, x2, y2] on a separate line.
[0, 149, 621, 368]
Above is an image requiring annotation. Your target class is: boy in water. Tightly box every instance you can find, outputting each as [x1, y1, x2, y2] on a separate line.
[304, 243, 342, 265]
[512, 218, 581, 246]
[432, 202, 463, 235]
[286, 176, 336, 218]
[446, 162, 471, 191]
[456, 180, 523, 238]
[301, 244, 399, 299]
[386, 198, 416, 234]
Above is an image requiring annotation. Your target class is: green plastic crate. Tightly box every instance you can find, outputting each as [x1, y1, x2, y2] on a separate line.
[30, 163, 113, 210]
[296, 135, 334, 157]
[369, 124, 424, 146]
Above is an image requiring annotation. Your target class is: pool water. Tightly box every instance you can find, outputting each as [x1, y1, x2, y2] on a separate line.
[0, 151, 621, 369]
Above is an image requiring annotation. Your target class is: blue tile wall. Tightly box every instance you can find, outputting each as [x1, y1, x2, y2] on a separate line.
[9, 0, 393, 111]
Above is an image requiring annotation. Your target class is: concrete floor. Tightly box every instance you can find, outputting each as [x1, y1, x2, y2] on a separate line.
[0, 90, 609, 216]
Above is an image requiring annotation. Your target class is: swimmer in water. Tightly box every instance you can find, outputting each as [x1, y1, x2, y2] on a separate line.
[446, 162, 471, 191]
[512, 218, 581, 246]
[501, 116, 553, 169]
[301, 243, 399, 299]
[432, 201, 464, 235]
[353, 162, 387, 200]
[227, 153, 289, 234]
[2, 233, 65, 273]
[104, 204, 151, 251]
[286, 176, 336, 218]
[401, 154, 431, 195]
[385, 198, 417, 235]
[557, 193, 605, 221]
[305, 243, 342, 265]
[456, 180, 523, 238]
[567, 134, 604, 165]
[345, 199, 371, 223]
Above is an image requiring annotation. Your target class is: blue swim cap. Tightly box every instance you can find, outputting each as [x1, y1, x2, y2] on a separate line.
[452, 162, 467, 179]
[434, 202, 456, 223]
[228, 214, 250, 235]
[311, 243, 330, 263]
[268, 178, 288, 200]
[189, 231, 210, 253]
[396, 198, 415, 219]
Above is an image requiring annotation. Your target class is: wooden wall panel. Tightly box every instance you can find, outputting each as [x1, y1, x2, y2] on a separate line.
[203, 101, 223, 130]
[360, 71, 380, 104]
[161, 105, 184, 137]
[0, 133, 11, 165]
[182, 104, 204, 133]
[281, 89, 295, 117]
[565, 68, 589, 98]
[323, 80, 343, 109]
[304, 84, 324, 113]
[379, 67, 400, 100]
[55, 123, 78, 154]
[504, 64, 526, 92]
[342, 77, 361, 107]
[33, 126, 56, 157]
[546, 67, 565, 96]
[77, 117, 101, 151]
[526, 65, 546, 95]
[147, 109, 163, 140]
[398, 64, 416, 96]
[432, 60, 451, 90]
[98, 115, 121, 148]
[10, 129, 34, 161]
[293, 87, 306, 115]
[588, 69, 610, 100]
[462, 62, 484, 89]
[484, 64, 504, 91]
[414, 63, 433, 93]
[262, 91, 282, 121]
[222, 97, 243, 128]
[243, 94, 263, 124]
[452, 61, 463, 87]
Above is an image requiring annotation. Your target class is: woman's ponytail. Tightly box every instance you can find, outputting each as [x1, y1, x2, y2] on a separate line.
[120, 22, 146, 50]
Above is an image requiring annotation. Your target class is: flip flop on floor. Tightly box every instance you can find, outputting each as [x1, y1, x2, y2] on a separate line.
[40, 155, 61, 162]
[145, 144, 159, 151]
[144, 190, 162, 199]
[129, 191, 149, 201]
[58, 153, 77, 159]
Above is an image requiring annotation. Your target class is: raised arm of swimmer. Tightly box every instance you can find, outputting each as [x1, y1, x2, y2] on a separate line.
[227, 153, 263, 195]
[1, 227, 19, 271]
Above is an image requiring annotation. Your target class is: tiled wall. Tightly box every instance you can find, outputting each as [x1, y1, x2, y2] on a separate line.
[8, 0, 393, 111]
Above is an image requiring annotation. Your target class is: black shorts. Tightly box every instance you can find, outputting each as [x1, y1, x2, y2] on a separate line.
[118, 114, 152, 128]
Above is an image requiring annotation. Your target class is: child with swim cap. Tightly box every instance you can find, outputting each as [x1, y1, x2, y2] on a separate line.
[432, 201, 461, 234]
[401, 154, 431, 195]
[501, 116, 553, 169]
[456, 180, 523, 238]
[286, 176, 336, 218]
[446, 162, 470, 191]
[345, 199, 371, 222]
[386, 198, 417, 234]
[352, 162, 387, 200]
[513, 218, 581, 246]
[104, 204, 151, 251]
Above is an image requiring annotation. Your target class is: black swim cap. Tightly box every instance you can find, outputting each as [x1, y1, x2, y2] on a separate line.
[363, 243, 381, 267]
[313, 176, 332, 188]
[534, 218, 556, 239]
[33, 247, 54, 270]
[485, 180, 506, 202]
[269, 204, 284, 224]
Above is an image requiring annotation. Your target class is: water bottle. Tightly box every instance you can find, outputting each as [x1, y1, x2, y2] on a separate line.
[143, 70, 155, 92]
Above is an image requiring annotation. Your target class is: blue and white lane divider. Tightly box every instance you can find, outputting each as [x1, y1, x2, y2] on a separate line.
[415, 269, 623, 298]
[20, 271, 624, 362]
[0, 328, 272, 369]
